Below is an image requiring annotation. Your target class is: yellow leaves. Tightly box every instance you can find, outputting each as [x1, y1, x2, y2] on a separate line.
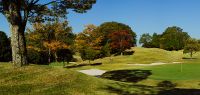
[43, 40, 69, 52]
[26, 20, 72, 54]
[75, 24, 103, 50]
[27, 45, 41, 52]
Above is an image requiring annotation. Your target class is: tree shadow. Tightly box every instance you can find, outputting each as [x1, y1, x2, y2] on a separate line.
[104, 82, 158, 95]
[157, 88, 200, 95]
[182, 57, 197, 59]
[104, 80, 200, 95]
[101, 69, 152, 83]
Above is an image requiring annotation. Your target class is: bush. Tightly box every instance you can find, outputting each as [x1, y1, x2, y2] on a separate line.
[80, 47, 100, 63]
[27, 49, 49, 65]
[157, 81, 176, 89]
[57, 49, 74, 63]
[0, 31, 12, 62]
[122, 50, 135, 55]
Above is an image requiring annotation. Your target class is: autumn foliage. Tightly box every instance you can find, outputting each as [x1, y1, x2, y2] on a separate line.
[26, 21, 74, 64]
[108, 30, 134, 54]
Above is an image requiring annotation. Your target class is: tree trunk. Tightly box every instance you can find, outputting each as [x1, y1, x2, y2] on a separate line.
[10, 24, 28, 67]
[190, 51, 193, 58]
[55, 52, 58, 62]
[48, 48, 51, 63]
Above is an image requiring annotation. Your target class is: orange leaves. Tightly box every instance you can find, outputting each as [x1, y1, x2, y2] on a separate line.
[108, 30, 133, 51]
[43, 40, 68, 52]
[26, 21, 73, 54]
[75, 24, 102, 50]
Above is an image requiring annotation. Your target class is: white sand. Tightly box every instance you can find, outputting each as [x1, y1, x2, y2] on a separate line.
[129, 62, 182, 66]
[78, 69, 106, 76]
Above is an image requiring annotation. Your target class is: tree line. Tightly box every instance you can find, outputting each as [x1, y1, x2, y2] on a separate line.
[0, 21, 137, 64]
[1, 24, 200, 64]
[139, 26, 200, 57]
[0, 0, 97, 67]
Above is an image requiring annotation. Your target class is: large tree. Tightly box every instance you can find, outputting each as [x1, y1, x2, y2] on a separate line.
[0, 0, 96, 67]
[108, 30, 133, 55]
[96, 21, 137, 54]
[96, 22, 137, 46]
[160, 26, 190, 51]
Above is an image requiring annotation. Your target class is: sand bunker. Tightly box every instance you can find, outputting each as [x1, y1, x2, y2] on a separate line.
[129, 62, 182, 66]
[78, 69, 106, 76]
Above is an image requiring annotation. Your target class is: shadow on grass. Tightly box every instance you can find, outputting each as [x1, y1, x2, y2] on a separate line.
[158, 88, 200, 95]
[104, 80, 200, 95]
[105, 82, 158, 95]
[182, 57, 197, 59]
[101, 69, 152, 83]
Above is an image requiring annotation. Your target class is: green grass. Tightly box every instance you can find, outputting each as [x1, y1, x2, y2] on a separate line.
[1, 47, 200, 94]
[0, 63, 112, 95]
[144, 63, 200, 80]
[50, 47, 186, 70]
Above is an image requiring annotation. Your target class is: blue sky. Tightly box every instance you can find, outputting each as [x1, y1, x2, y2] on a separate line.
[0, 0, 200, 39]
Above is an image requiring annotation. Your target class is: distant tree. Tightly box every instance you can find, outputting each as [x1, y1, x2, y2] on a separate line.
[100, 42, 111, 57]
[0, 31, 12, 62]
[75, 24, 102, 61]
[183, 38, 200, 58]
[160, 26, 190, 51]
[80, 47, 100, 64]
[0, 0, 96, 67]
[151, 33, 161, 48]
[96, 22, 136, 54]
[75, 24, 102, 51]
[108, 30, 134, 55]
[139, 33, 152, 48]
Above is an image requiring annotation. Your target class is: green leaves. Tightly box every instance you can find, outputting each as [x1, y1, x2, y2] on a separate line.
[183, 38, 200, 57]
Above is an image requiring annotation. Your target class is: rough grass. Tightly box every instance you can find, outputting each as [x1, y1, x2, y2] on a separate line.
[1, 47, 200, 95]
[0, 63, 111, 95]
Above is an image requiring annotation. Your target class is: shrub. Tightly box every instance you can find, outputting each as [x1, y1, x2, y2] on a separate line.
[0, 31, 12, 62]
[122, 50, 135, 55]
[157, 81, 176, 89]
[57, 49, 74, 63]
[27, 49, 49, 65]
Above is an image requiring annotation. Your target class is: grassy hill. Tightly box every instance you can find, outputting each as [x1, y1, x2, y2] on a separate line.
[1, 47, 200, 95]
[57, 47, 198, 70]
[0, 63, 112, 95]
[83, 47, 184, 65]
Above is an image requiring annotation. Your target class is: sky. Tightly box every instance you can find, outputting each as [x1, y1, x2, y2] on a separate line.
[0, 0, 200, 40]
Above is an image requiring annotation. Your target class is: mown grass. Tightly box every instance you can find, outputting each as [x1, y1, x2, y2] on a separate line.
[1, 47, 200, 95]
[50, 47, 185, 70]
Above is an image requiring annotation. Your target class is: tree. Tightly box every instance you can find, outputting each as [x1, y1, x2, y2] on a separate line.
[75, 24, 102, 50]
[139, 33, 152, 48]
[26, 21, 75, 62]
[108, 30, 134, 55]
[75, 24, 102, 61]
[0, 0, 96, 67]
[183, 38, 200, 58]
[160, 26, 190, 51]
[151, 33, 161, 48]
[80, 47, 100, 64]
[96, 21, 137, 53]
[0, 31, 12, 62]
